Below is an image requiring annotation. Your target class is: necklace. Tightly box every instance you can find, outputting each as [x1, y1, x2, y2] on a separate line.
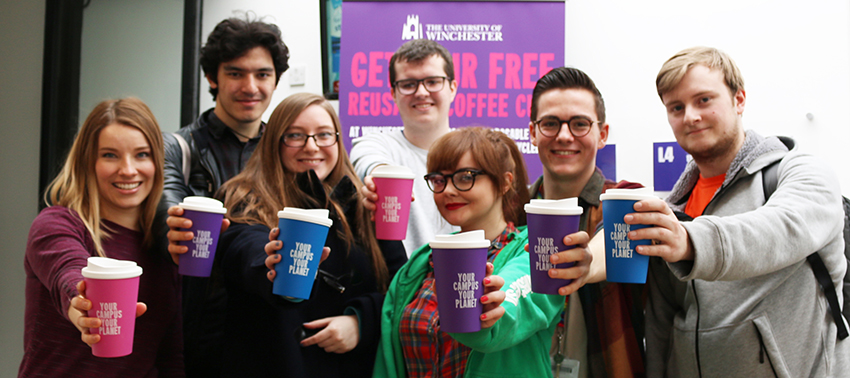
[229, 127, 255, 140]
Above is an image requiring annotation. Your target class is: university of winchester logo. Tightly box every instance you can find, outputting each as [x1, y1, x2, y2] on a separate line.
[401, 15, 423, 40]
[400, 14, 504, 42]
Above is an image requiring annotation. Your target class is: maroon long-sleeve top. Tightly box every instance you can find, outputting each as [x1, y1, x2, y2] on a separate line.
[19, 206, 183, 378]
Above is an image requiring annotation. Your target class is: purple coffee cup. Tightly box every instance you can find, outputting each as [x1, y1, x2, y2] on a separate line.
[525, 198, 584, 295]
[430, 230, 490, 333]
[81, 257, 143, 358]
[177, 197, 227, 277]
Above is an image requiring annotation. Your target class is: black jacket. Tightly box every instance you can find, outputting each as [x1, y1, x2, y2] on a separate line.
[158, 108, 262, 378]
[162, 108, 227, 209]
[217, 172, 407, 377]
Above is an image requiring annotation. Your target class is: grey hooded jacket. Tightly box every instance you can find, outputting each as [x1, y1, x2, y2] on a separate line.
[646, 131, 849, 377]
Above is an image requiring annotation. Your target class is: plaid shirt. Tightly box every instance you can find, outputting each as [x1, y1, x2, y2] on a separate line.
[399, 223, 517, 377]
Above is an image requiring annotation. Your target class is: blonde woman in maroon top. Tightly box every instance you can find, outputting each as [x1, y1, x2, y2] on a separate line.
[19, 98, 183, 377]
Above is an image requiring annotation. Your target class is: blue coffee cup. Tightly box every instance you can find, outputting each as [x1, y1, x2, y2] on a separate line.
[600, 188, 655, 284]
[273, 207, 333, 299]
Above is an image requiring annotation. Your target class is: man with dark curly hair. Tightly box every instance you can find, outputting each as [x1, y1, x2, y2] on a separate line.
[158, 16, 289, 378]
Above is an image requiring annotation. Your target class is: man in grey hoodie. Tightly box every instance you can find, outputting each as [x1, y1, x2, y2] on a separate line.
[628, 46, 849, 377]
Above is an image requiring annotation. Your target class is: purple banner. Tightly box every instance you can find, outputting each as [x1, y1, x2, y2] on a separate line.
[597, 144, 616, 182]
[653, 142, 690, 191]
[339, 1, 565, 181]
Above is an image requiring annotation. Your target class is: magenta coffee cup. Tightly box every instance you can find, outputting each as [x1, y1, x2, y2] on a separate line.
[177, 197, 227, 277]
[81, 257, 143, 358]
[273, 208, 333, 300]
[525, 198, 584, 295]
[372, 165, 415, 240]
[430, 230, 490, 333]
[600, 188, 655, 283]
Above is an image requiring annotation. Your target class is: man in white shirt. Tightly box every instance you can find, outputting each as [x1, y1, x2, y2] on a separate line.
[351, 39, 459, 254]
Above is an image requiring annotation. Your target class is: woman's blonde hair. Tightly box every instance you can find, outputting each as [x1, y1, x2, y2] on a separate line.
[219, 92, 390, 290]
[45, 97, 164, 256]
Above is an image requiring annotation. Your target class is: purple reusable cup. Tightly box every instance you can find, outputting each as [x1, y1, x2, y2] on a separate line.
[600, 188, 655, 283]
[177, 196, 227, 277]
[525, 198, 584, 294]
[81, 257, 143, 358]
[372, 165, 415, 240]
[430, 230, 490, 333]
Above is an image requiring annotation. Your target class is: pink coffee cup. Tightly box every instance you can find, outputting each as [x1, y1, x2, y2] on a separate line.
[372, 165, 415, 240]
[81, 257, 143, 358]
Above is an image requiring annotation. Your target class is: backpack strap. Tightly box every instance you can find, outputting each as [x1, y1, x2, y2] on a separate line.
[762, 148, 848, 340]
[171, 132, 191, 187]
[807, 253, 849, 339]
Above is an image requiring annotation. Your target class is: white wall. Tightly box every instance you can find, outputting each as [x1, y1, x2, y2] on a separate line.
[564, 0, 850, 194]
[79, 0, 184, 131]
[200, 0, 326, 122]
[0, 1, 44, 375]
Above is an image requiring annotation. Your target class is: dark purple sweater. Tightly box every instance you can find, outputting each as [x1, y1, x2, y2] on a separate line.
[19, 206, 184, 377]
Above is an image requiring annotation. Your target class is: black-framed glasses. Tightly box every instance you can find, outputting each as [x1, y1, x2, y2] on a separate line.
[533, 115, 597, 138]
[424, 169, 485, 193]
[393, 76, 447, 95]
[282, 132, 339, 148]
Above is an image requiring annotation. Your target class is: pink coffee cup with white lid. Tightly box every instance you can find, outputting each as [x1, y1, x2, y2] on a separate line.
[81, 256, 143, 358]
[372, 165, 415, 240]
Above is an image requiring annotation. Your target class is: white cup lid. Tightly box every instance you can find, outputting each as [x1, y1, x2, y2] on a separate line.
[179, 196, 227, 214]
[371, 165, 415, 179]
[429, 230, 491, 249]
[277, 207, 333, 227]
[81, 257, 143, 279]
[599, 187, 655, 201]
[524, 198, 583, 215]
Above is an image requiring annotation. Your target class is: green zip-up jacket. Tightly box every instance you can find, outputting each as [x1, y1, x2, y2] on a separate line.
[373, 227, 563, 377]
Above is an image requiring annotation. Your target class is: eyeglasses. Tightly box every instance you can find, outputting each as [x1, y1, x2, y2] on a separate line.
[533, 115, 597, 138]
[281, 132, 339, 148]
[393, 76, 447, 95]
[424, 169, 485, 193]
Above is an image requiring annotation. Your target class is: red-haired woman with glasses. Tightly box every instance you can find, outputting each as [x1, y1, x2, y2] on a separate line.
[374, 127, 593, 378]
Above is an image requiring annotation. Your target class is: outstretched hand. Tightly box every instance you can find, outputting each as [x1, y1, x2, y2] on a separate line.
[68, 280, 147, 347]
[166, 205, 230, 264]
[480, 262, 506, 328]
[360, 173, 415, 222]
[529, 231, 594, 296]
[625, 198, 693, 263]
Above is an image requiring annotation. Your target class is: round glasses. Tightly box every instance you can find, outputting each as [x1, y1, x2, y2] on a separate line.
[393, 76, 447, 95]
[533, 115, 597, 138]
[281, 132, 339, 148]
[424, 169, 485, 193]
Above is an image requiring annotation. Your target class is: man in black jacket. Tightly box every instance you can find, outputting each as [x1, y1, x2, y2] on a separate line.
[160, 17, 289, 378]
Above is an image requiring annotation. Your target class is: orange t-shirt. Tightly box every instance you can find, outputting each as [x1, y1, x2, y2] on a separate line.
[684, 173, 726, 218]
